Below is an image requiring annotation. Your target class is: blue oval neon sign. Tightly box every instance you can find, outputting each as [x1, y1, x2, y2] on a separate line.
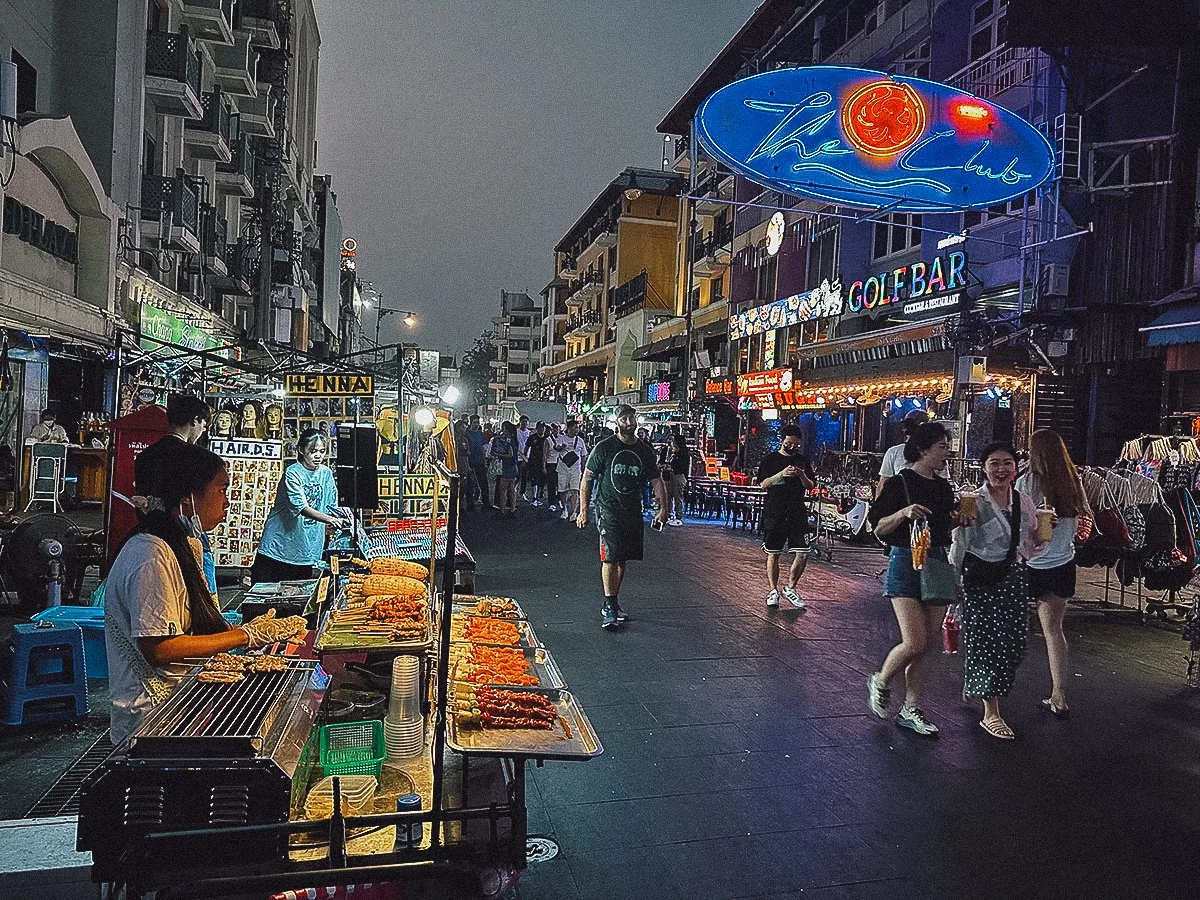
[695, 66, 1056, 212]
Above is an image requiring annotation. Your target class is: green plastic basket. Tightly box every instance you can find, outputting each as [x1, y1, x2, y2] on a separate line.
[317, 720, 386, 777]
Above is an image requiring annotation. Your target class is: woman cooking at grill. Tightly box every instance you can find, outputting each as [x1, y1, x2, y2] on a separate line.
[105, 441, 306, 745]
[251, 429, 351, 584]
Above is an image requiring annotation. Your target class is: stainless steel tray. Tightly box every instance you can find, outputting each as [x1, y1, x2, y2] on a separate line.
[315, 585, 434, 653]
[448, 643, 565, 690]
[450, 595, 526, 620]
[448, 615, 539, 649]
[445, 685, 602, 761]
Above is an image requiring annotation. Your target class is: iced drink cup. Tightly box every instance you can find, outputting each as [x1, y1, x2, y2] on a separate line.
[1037, 507, 1055, 542]
[958, 493, 978, 522]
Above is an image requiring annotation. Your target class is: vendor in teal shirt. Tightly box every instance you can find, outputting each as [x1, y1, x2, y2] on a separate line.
[251, 429, 349, 584]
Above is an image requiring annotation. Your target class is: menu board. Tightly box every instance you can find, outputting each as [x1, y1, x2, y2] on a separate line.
[208, 439, 285, 568]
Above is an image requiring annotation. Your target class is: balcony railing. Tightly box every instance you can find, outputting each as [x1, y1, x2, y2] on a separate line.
[200, 204, 228, 264]
[946, 45, 1042, 102]
[145, 27, 202, 99]
[566, 308, 603, 334]
[216, 135, 255, 191]
[612, 271, 647, 318]
[141, 171, 201, 236]
[566, 269, 604, 300]
[186, 88, 233, 144]
[215, 239, 254, 293]
[691, 222, 734, 262]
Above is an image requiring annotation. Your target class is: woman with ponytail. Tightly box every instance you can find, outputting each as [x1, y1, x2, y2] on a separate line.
[105, 441, 304, 744]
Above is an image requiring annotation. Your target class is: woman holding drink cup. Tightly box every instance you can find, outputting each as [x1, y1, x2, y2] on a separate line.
[952, 442, 1046, 739]
[1016, 430, 1089, 718]
[866, 422, 959, 737]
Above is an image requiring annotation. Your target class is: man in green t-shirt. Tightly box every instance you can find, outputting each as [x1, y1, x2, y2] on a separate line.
[577, 405, 668, 630]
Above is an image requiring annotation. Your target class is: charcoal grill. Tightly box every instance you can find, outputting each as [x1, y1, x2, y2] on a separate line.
[77, 660, 330, 881]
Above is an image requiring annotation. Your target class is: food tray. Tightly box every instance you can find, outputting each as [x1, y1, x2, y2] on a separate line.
[449, 615, 540, 649]
[445, 686, 602, 761]
[449, 644, 565, 690]
[451, 595, 526, 620]
[315, 585, 434, 653]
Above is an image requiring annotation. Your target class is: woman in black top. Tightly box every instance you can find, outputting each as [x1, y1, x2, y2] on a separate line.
[865, 422, 958, 737]
[662, 434, 691, 526]
[524, 424, 547, 507]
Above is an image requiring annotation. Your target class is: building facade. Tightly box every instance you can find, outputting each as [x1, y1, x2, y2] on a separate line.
[646, 0, 1198, 467]
[488, 290, 541, 414]
[533, 168, 683, 419]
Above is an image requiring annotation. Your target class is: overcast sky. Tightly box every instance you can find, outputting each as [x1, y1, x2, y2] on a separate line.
[313, 0, 759, 357]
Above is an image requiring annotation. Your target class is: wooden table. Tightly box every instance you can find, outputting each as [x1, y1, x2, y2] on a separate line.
[69, 446, 109, 503]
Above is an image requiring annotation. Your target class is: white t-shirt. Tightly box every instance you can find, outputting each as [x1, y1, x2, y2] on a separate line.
[554, 434, 587, 474]
[1015, 473, 1078, 569]
[516, 426, 532, 457]
[544, 433, 562, 464]
[878, 443, 908, 479]
[105, 533, 192, 745]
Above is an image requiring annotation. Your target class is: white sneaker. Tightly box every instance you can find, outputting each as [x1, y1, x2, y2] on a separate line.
[766, 590, 779, 608]
[667, 518, 682, 527]
[560, 511, 570, 520]
[781, 586, 806, 609]
[532, 500, 542, 507]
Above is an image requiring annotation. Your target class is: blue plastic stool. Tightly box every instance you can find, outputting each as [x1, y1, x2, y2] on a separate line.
[1, 622, 89, 725]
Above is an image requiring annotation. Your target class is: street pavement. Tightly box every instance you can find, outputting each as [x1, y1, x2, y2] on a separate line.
[461, 503, 1200, 900]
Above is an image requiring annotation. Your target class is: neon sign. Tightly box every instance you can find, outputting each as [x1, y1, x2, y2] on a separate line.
[695, 66, 1056, 212]
[729, 278, 844, 340]
[737, 368, 794, 397]
[846, 250, 967, 317]
[645, 380, 673, 404]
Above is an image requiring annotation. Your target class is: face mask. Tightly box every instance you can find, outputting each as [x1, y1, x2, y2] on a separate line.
[185, 494, 205, 537]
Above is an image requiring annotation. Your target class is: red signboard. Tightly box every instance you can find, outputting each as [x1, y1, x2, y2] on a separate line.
[705, 377, 735, 396]
[736, 368, 794, 396]
[104, 404, 170, 564]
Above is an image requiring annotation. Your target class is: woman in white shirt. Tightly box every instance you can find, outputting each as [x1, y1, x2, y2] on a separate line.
[105, 442, 304, 745]
[1015, 430, 1089, 718]
[952, 442, 1045, 739]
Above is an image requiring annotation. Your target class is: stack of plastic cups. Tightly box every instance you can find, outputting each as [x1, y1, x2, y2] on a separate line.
[385, 655, 424, 760]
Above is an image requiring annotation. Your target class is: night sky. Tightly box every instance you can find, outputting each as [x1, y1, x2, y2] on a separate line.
[313, 0, 758, 356]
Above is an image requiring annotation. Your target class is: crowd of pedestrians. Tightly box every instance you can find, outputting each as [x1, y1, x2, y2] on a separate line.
[455, 409, 1085, 740]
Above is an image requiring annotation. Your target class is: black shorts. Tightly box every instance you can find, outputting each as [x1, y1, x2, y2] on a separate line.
[762, 513, 811, 554]
[598, 511, 644, 563]
[1028, 561, 1076, 599]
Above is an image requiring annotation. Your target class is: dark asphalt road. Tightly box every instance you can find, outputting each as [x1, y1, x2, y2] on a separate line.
[460, 505, 1200, 900]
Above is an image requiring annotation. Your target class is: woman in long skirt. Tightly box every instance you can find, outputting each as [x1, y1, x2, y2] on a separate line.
[953, 442, 1046, 739]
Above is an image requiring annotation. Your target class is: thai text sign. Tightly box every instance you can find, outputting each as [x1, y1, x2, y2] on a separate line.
[696, 66, 1055, 212]
[737, 368, 794, 396]
[284, 373, 375, 396]
[729, 279, 845, 340]
[846, 250, 968, 317]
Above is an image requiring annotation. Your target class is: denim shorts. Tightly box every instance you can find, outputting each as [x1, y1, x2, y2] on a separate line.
[885, 545, 957, 605]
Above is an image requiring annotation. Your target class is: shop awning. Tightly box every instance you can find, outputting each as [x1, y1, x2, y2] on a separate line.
[632, 334, 685, 361]
[1141, 302, 1200, 347]
[795, 316, 953, 361]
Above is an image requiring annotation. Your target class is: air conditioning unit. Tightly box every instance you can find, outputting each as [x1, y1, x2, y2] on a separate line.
[1040, 263, 1070, 297]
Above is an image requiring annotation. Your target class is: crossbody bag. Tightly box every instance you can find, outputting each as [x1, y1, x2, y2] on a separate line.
[962, 490, 1022, 591]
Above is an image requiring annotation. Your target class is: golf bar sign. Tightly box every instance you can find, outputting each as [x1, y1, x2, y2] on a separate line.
[695, 66, 1055, 212]
[284, 373, 375, 397]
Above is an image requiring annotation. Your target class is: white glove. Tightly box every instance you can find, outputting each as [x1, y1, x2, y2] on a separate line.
[242, 609, 308, 649]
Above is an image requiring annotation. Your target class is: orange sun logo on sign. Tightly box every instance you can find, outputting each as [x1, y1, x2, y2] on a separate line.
[841, 80, 927, 157]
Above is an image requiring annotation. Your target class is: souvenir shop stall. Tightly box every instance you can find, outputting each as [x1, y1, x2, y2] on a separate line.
[77, 434, 601, 900]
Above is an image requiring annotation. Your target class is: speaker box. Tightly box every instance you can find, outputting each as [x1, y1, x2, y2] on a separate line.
[335, 423, 379, 509]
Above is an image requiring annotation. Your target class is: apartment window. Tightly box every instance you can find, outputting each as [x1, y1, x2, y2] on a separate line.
[872, 213, 922, 259]
[895, 41, 930, 79]
[755, 247, 778, 302]
[969, 0, 1007, 61]
[710, 276, 724, 303]
[511, 316, 530, 328]
[807, 222, 840, 289]
[608, 247, 616, 271]
[509, 339, 530, 352]
[962, 190, 1036, 230]
[10, 50, 36, 115]
[509, 363, 529, 375]
[142, 132, 157, 176]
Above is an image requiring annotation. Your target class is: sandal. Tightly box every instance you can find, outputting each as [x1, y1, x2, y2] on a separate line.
[1041, 698, 1070, 719]
[980, 717, 1015, 740]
